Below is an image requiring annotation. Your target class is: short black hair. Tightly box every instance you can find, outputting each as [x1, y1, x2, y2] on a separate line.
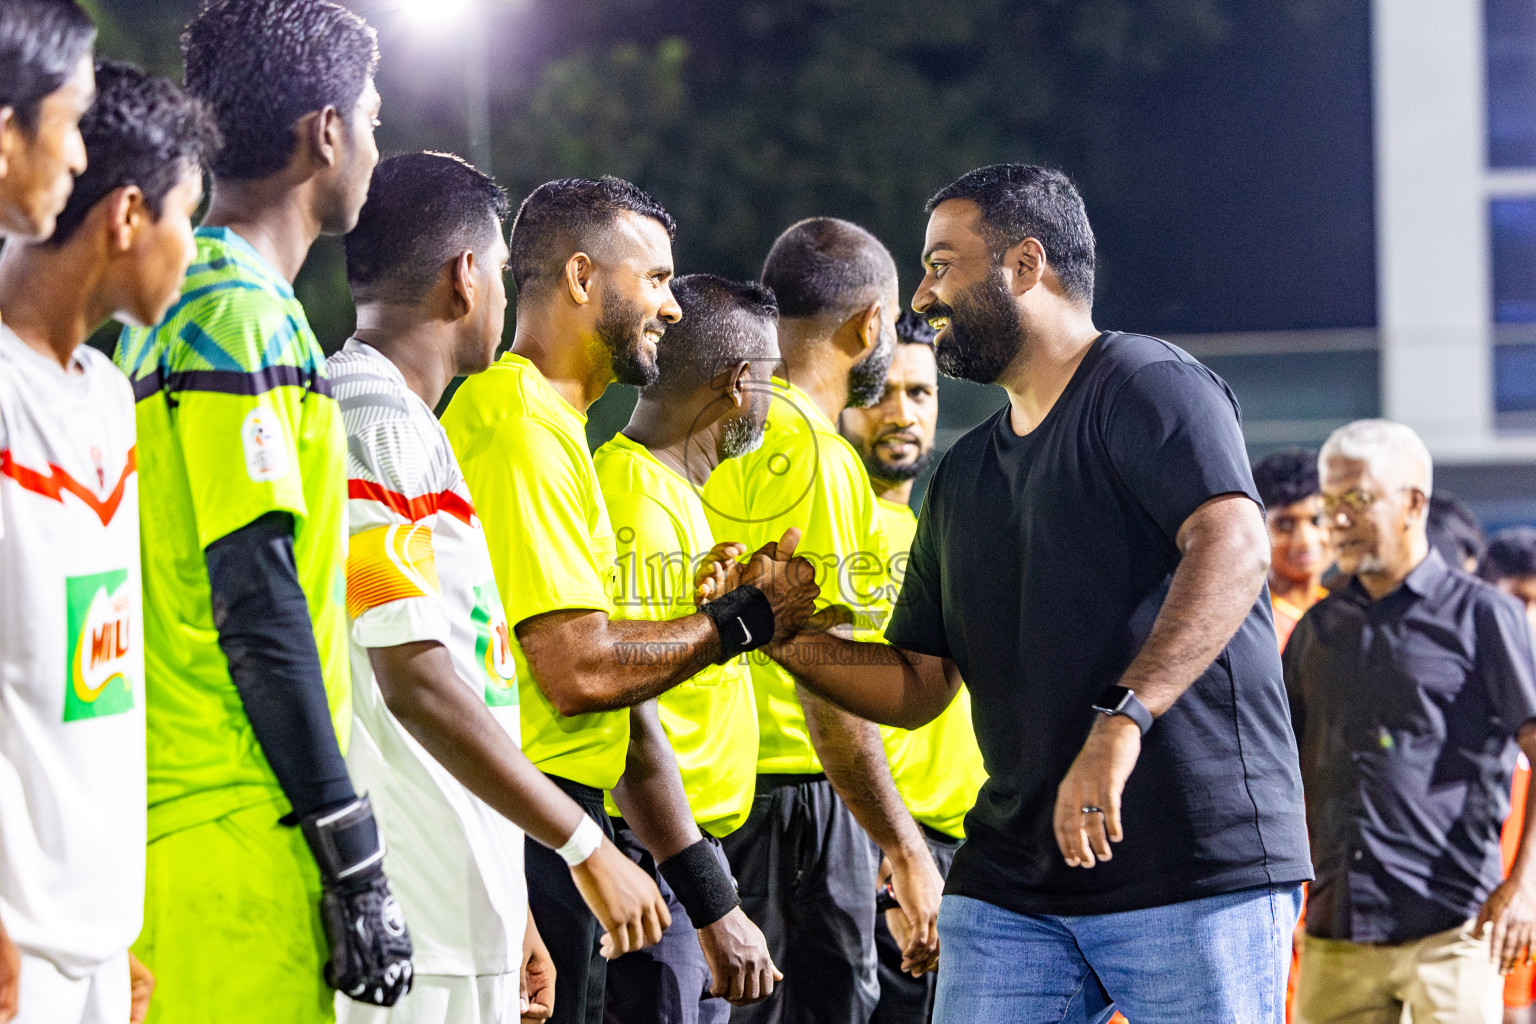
[47, 60, 220, 248]
[1428, 492, 1486, 571]
[896, 308, 935, 347]
[508, 176, 676, 296]
[1252, 448, 1320, 510]
[1482, 526, 1536, 584]
[346, 152, 508, 305]
[182, 0, 378, 180]
[0, 0, 94, 130]
[645, 273, 778, 398]
[927, 163, 1096, 305]
[760, 217, 897, 321]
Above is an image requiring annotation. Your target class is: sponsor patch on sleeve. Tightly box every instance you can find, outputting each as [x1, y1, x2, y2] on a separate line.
[241, 406, 289, 482]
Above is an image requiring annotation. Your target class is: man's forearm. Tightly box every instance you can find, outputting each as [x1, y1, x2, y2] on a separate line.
[1121, 495, 1269, 716]
[602, 614, 724, 705]
[609, 700, 702, 861]
[800, 683, 926, 859]
[520, 609, 723, 716]
[369, 641, 587, 851]
[207, 512, 354, 820]
[770, 632, 953, 729]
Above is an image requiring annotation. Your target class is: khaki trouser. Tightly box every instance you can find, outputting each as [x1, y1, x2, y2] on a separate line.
[1296, 923, 1503, 1024]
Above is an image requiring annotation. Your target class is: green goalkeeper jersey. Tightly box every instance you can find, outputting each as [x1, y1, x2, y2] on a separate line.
[116, 226, 350, 841]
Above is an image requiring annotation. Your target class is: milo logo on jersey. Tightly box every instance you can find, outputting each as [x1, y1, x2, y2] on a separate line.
[471, 582, 517, 707]
[63, 569, 135, 721]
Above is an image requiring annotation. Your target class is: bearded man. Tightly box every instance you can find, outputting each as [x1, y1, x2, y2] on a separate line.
[759, 164, 1312, 1024]
[441, 177, 818, 1024]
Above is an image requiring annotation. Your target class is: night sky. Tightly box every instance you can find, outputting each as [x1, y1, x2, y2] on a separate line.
[1091, 0, 1376, 335]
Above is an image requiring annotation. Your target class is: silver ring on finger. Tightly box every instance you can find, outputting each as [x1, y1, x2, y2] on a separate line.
[1081, 806, 1103, 815]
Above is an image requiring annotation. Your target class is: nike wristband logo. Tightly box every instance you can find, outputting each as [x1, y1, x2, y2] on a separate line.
[736, 617, 753, 645]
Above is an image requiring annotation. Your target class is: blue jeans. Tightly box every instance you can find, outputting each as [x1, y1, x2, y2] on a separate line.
[933, 885, 1303, 1024]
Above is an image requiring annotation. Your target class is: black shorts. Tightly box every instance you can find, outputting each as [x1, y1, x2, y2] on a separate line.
[720, 774, 880, 1024]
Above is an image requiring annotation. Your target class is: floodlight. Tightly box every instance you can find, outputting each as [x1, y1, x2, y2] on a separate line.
[395, 0, 478, 33]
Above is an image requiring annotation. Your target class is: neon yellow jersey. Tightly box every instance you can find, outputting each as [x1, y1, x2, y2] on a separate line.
[441, 352, 627, 791]
[875, 496, 986, 839]
[114, 227, 350, 841]
[702, 379, 890, 775]
[594, 433, 757, 837]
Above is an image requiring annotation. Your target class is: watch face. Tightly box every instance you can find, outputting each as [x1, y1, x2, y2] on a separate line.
[1093, 686, 1132, 714]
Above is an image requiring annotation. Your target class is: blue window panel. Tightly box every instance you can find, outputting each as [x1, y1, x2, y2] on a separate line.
[1489, 0, 1536, 167]
[1491, 199, 1536, 323]
[1497, 344, 1536, 413]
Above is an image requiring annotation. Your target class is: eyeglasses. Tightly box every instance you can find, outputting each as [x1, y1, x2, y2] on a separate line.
[1319, 486, 1415, 517]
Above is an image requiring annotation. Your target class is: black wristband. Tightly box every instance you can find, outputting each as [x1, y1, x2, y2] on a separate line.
[300, 795, 386, 891]
[875, 882, 901, 912]
[658, 839, 740, 928]
[699, 585, 775, 664]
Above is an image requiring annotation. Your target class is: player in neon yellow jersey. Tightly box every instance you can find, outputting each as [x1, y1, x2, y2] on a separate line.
[114, 4, 411, 1022]
[334, 151, 677, 1024]
[700, 219, 944, 1024]
[596, 274, 786, 1022]
[839, 309, 986, 1024]
[441, 178, 816, 1024]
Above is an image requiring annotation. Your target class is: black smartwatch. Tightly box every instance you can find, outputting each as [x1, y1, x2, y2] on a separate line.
[1091, 685, 1153, 735]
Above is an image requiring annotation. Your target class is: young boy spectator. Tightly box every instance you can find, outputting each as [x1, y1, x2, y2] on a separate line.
[1252, 448, 1331, 651]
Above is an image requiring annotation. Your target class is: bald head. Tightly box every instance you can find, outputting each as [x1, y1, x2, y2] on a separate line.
[761, 217, 898, 324]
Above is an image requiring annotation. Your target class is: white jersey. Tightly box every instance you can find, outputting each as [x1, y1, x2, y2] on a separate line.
[0, 325, 145, 977]
[330, 340, 526, 977]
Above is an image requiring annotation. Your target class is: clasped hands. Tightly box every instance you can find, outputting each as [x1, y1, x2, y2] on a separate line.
[694, 530, 818, 643]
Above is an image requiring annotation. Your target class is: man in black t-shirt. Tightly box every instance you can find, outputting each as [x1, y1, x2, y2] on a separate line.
[759, 164, 1312, 1023]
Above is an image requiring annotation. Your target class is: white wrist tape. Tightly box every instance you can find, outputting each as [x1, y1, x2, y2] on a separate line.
[557, 816, 603, 867]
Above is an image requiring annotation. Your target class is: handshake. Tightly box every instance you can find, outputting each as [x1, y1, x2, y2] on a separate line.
[693, 528, 821, 661]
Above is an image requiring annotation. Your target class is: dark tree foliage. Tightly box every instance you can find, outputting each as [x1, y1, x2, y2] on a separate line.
[94, 0, 1347, 353]
[482, 0, 1243, 285]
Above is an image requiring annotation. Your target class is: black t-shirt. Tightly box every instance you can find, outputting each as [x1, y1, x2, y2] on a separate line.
[886, 331, 1313, 916]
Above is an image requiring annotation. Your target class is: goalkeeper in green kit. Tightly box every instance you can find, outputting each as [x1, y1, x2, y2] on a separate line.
[115, 2, 410, 1021]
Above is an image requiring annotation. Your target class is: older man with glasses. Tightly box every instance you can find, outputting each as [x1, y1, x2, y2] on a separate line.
[1285, 419, 1536, 1024]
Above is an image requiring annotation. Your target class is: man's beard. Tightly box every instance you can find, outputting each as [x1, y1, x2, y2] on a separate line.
[856, 429, 933, 485]
[930, 267, 1024, 385]
[597, 286, 662, 387]
[846, 327, 896, 408]
[719, 412, 766, 460]
[860, 440, 933, 485]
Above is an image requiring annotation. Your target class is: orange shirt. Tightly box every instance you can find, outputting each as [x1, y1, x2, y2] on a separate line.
[1503, 756, 1534, 1007]
[1272, 582, 1324, 1024]
[1271, 584, 1328, 652]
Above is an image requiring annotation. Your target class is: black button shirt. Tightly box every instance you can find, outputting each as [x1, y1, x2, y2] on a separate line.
[1284, 549, 1536, 943]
